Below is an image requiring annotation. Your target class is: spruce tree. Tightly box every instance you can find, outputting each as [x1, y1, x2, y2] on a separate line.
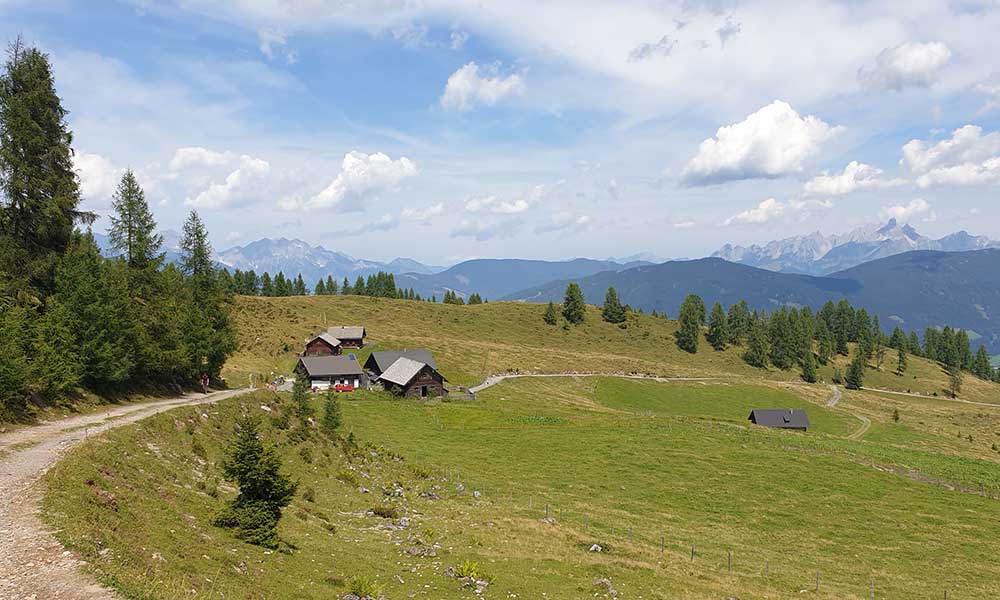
[845, 354, 865, 390]
[726, 300, 751, 346]
[260, 272, 274, 296]
[354, 276, 365, 296]
[0, 38, 91, 298]
[601, 286, 626, 324]
[321, 390, 342, 437]
[743, 314, 769, 368]
[292, 373, 312, 418]
[706, 301, 728, 350]
[562, 283, 586, 324]
[817, 320, 834, 365]
[31, 298, 81, 398]
[543, 301, 558, 325]
[800, 349, 818, 383]
[896, 345, 908, 376]
[973, 345, 992, 379]
[108, 170, 163, 271]
[326, 275, 337, 295]
[342, 277, 351, 295]
[293, 274, 306, 296]
[180, 210, 214, 278]
[314, 279, 326, 295]
[214, 416, 297, 549]
[675, 294, 705, 354]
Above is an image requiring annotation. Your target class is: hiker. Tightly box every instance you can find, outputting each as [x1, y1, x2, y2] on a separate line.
[201, 373, 210, 394]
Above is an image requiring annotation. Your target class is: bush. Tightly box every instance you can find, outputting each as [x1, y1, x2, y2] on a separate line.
[454, 559, 494, 583]
[303, 486, 315, 502]
[347, 575, 384, 598]
[336, 468, 358, 487]
[370, 505, 400, 519]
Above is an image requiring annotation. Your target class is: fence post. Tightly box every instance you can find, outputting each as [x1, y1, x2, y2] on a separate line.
[728, 550, 732, 573]
[765, 560, 769, 577]
[870, 577, 875, 600]
[660, 536, 665, 552]
[815, 571, 820, 592]
[629, 527, 633, 543]
[691, 545, 695, 561]
[545, 504, 549, 519]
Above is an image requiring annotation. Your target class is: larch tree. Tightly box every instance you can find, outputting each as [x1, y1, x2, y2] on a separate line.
[108, 170, 163, 271]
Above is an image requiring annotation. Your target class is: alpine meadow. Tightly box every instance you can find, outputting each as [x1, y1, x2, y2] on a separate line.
[4, 3, 1000, 600]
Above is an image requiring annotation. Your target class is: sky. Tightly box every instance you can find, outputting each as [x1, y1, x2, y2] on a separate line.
[2, 0, 1000, 265]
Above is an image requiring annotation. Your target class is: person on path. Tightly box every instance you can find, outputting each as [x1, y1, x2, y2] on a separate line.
[201, 373, 210, 394]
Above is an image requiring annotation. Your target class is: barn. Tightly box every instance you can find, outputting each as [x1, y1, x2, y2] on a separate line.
[748, 409, 809, 431]
[296, 355, 366, 391]
[375, 357, 447, 398]
[327, 326, 366, 348]
[364, 349, 437, 377]
[303, 332, 343, 357]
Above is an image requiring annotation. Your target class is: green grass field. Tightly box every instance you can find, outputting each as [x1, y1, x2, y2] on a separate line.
[40, 296, 1000, 599]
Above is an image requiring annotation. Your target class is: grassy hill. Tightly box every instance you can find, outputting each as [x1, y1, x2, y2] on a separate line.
[40, 295, 1000, 599]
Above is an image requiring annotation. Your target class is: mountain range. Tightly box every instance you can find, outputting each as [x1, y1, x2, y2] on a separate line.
[506, 249, 1000, 354]
[712, 219, 1000, 275]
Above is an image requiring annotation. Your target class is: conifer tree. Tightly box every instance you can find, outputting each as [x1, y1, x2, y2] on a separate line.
[293, 274, 306, 296]
[562, 283, 586, 324]
[800, 348, 818, 383]
[354, 276, 365, 296]
[601, 287, 626, 324]
[845, 354, 865, 390]
[314, 279, 326, 295]
[468, 293, 483, 305]
[896, 345, 908, 376]
[726, 300, 751, 346]
[706, 301, 728, 350]
[260, 272, 273, 296]
[108, 170, 163, 271]
[326, 275, 337, 295]
[342, 277, 351, 295]
[947, 366, 963, 398]
[973, 345, 992, 379]
[817, 320, 834, 365]
[213, 417, 297, 549]
[292, 375, 313, 419]
[743, 314, 769, 368]
[321, 390, 342, 437]
[675, 294, 705, 353]
[543, 301, 558, 325]
[908, 331, 922, 356]
[31, 298, 80, 398]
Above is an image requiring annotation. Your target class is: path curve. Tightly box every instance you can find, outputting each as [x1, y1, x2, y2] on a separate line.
[0, 388, 250, 600]
[826, 384, 842, 407]
[847, 414, 872, 441]
[468, 372, 723, 394]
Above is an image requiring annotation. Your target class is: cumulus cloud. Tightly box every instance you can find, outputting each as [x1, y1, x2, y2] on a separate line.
[682, 100, 841, 185]
[401, 202, 444, 221]
[169, 146, 230, 171]
[449, 30, 469, 50]
[290, 151, 418, 211]
[858, 42, 951, 91]
[723, 197, 826, 226]
[628, 35, 676, 62]
[976, 73, 1000, 114]
[74, 152, 122, 204]
[717, 17, 741, 46]
[535, 212, 593, 234]
[879, 198, 935, 222]
[186, 155, 270, 209]
[451, 218, 522, 241]
[258, 28, 297, 64]
[441, 62, 524, 112]
[331, 213, 399, 237]
[901, 125, 1000, 187]
[803, 161, 906, 196]
[463, 195, 530, 214]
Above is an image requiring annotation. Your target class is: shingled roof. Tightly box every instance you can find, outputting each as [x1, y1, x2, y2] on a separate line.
[376, 357, 428, 387]
[748, 409, 810, 430]
[308, 332, 342, 348]
[327, 326, 366, 340]
[365, 349, 437, 373]
[297, 355, 364, 378]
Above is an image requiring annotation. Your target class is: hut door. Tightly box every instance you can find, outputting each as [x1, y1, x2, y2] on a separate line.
[421, 385, 428, 398]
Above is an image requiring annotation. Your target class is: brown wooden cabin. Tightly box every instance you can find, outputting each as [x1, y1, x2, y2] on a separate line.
[364, 349, 436, 377]
[295, 356, 366, 391]
[327, 326, 366, 348]
[376, 357, 447, 398]
[303, 332, 343, 357]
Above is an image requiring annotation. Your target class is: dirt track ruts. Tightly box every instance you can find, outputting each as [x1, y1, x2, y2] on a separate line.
[0, 389, 249, 600]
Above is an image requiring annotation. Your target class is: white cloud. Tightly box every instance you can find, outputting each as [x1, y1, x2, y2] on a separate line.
[976, 73, 1000, 114]
[717, 17, 741, 47]
[449, 30, 469, 50]
[535, 212, 593, 234]
[401, 202, 444, 221]
[293, 151, 418, 211]
[879, 198, 935, 222]
[258, 28, 297, 64]
[451, 218, 522, 241]
[671, 219, 695, 229]
[628, 35, 676, 62]
[723, 197, 826, 226]
[858, 42, 951, 91]
[224, 231, 243, 243]
[186, 154, 270, 209]
[169, 146, 230, 171]
[682, 100, 841, 185]
[803, 161, 906, 196]
[74, 152, 122, 204]
[441, 62, 524, 112]
[463, 195, 530, 214]
[901, 125, 1000, 188]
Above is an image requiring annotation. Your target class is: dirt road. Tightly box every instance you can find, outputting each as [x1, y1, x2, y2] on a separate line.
[0, 389, 249, 600]
[468, 372, 722, 394]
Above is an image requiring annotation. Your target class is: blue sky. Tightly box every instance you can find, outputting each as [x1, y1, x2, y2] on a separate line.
[2, 0, 1000, 264]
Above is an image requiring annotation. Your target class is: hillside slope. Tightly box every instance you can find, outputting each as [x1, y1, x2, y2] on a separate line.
[505, 249, 1000, 352]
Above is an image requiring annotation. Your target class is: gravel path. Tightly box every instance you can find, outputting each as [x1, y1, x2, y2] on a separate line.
[827, 384, 842, 407]
[0, 388, 250, 600]
[468, 372, 722, 394]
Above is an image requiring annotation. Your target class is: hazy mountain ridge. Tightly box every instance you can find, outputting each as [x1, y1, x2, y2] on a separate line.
[713, 219, 1000, 275]
[506, 248, 1000, 353]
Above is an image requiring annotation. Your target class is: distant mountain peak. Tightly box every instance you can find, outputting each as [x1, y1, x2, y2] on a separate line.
[712, 220, 998, 275]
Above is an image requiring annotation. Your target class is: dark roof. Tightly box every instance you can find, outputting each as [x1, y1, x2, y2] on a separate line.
[327, 326, 366, 340]
[365, 349, 437, 373]
[748, 409, 810, 429]
[297, 355, 364, 378]
[307, 332, 342, 347]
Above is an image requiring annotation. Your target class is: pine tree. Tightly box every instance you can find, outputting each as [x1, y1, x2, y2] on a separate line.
[341, 277, 351, 295]
[293, 274, 306, 296]
[314, 279, 326, 295]
[321, 390, 342, 437]
[601, 287, 626, 324]
[260, 272, 274, 296]
[896, 345, 908, 376]
[767, 309, 797, 370]
[800, 349, 818, 383]
[972, 345, 992, 380]
[947, 366, 963, 398]
[0, 38, 91, 299]
[213, 416, 297, 549]
[675, 294, 705, 354]
[326, 275, 337, 295]
[562, 283, 586, 324]
[743, 314, 769, 368]
[706, 301, 728, 350]
[817, 320, 834, 365]
[0, 304, 30, 412]
[30, 298, 80, 398]
[179, 211, 214, 278]
[468, 293, 483, 305]
[845, 354, 865, 390]
[292, 373, 312, 419]
[543, 301, 558, 325]
[354, 276, 365, 296]
[726, 300, 751, 346]
[108, 170, 163, 271]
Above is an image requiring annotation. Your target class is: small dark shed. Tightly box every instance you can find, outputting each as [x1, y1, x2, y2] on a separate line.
[303, 332, 343, 357]
[748, 409, 809, 431]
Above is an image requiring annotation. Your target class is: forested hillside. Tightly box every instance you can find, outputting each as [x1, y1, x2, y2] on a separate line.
[0, 39, 235, 421]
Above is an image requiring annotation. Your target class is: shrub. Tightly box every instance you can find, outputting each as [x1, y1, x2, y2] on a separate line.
[370, 505, 400, 519]
[347, 575, 384, 598]
[303, 486, 315, 502]
[191, 438, 207, 460]
[335, 468, 358, 487]
[299, 446, 313, 464]
[454, 559, 494, 583]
